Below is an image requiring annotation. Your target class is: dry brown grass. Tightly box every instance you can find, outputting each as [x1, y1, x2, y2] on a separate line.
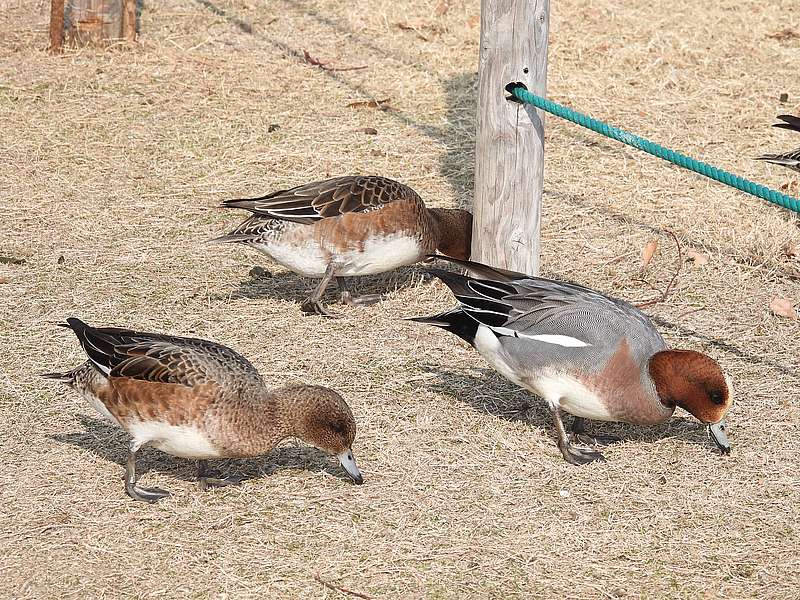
[2, 0, 800, 597]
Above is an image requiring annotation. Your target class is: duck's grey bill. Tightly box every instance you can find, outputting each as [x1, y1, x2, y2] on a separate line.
[708, 421, 731, 455]
[338, 449, 364, 485]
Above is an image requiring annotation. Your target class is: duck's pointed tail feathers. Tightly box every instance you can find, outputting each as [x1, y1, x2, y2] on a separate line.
[774, 114, 800, 133]
[39, 370, 76, 382]
[220, 197, 263, 211]
[407, 309, 480, 347]
[207, 232, 255, 244]
[755, 152, 800, 167]
[427, 255, 529, 281]
[425, 267, 474, 297]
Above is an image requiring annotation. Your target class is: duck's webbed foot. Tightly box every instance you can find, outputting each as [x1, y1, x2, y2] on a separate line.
[197, 460, 242, 491]
[551, 408, 606, 465]
[570, 416, 621, 448]
[300, 298, 339, 318]
[301, 264, 339, 318]
[337, 278, 383, 307]
[124, 445, 170, 503]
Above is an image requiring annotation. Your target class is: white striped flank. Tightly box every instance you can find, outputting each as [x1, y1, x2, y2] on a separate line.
[491, 327, 590, 347]
[522, 333, 590, 348]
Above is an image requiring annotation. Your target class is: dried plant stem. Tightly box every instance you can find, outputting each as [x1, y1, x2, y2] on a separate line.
[313, 573, 374, 599]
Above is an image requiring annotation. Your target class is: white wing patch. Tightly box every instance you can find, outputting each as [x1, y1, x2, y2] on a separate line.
[490, 327, 590, 348]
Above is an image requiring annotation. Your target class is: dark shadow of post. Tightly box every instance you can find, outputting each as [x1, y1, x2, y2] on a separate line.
[194, 0, 254, 34]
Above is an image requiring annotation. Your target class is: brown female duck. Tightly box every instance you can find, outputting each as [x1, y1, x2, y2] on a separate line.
[212, 175, 472, 317]
[44, 318, 363, 502]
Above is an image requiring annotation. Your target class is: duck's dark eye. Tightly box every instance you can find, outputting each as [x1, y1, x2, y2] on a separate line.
[709, 390, 724, 405]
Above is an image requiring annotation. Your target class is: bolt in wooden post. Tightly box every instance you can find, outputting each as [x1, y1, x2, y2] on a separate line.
[473, 0, 549, 275]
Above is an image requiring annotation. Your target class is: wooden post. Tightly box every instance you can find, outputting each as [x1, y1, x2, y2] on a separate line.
[61, 0, 134, 46]
[50, 0, 64, 54]
[122, 0, 136, 42]
[49, 0, 65, 53]
[473, 0, 549, 275]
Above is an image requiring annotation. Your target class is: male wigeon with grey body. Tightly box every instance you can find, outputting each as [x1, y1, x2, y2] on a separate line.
[44, 318, 363, 502]
[412, 258, 734, 465]
[212, 175, 472, 317]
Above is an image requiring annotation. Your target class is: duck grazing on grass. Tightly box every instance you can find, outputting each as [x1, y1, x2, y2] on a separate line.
[756, 114, 800, 173]
[212, 176, 473, 317]
[411, 258, 734, 465]
[43, 318, 363, 502]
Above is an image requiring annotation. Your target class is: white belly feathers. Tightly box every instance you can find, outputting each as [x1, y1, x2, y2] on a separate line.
[127, 421, 221, 459]
[254, 232, 422, 278]
[337, 234, 422, 276]
[254, 239, 328, 278]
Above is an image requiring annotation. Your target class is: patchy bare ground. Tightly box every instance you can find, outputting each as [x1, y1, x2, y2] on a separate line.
[2, 0, 800, 598]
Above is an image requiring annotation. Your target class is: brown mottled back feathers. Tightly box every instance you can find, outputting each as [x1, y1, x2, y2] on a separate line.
[221, 176, 422, 224]
[65, 317, 262, 389]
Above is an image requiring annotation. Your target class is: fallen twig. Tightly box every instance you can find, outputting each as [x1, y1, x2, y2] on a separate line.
[312, 573, 374, 599]
[634, 230, 682, 308]
[302, 50, 367, 72]
[396, 22, 430, 41]
[347, 98, 392, 110]
[675, 306, 706, 319]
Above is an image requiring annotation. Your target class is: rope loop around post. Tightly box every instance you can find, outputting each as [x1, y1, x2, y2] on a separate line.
[505, 82, 800, 214]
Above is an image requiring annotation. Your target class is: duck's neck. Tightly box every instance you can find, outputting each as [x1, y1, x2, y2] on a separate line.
[649, 350, 683, 409]
[428, 208, 473, 260]
[211, 388, 290, 457]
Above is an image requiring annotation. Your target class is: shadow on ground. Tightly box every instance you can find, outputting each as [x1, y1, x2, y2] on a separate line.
[49, 415, 350, 485]
[216, 264, 430, 304]
[420, 364, 720, 452]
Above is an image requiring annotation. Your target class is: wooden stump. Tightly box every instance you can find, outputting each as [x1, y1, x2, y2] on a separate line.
[49, 0, 137, 51]
[49, 0, 66, 52]
[473, 0, 550, 275]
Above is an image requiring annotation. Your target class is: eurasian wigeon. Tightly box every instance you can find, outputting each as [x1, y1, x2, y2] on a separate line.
[43, 318, 363, 502]
[212, 175, 472, 317]
[411, 258, 734, 465]
[756, 114, 800, 172]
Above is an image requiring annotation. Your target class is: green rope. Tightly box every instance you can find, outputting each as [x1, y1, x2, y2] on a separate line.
[506, 83, 800, 214]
